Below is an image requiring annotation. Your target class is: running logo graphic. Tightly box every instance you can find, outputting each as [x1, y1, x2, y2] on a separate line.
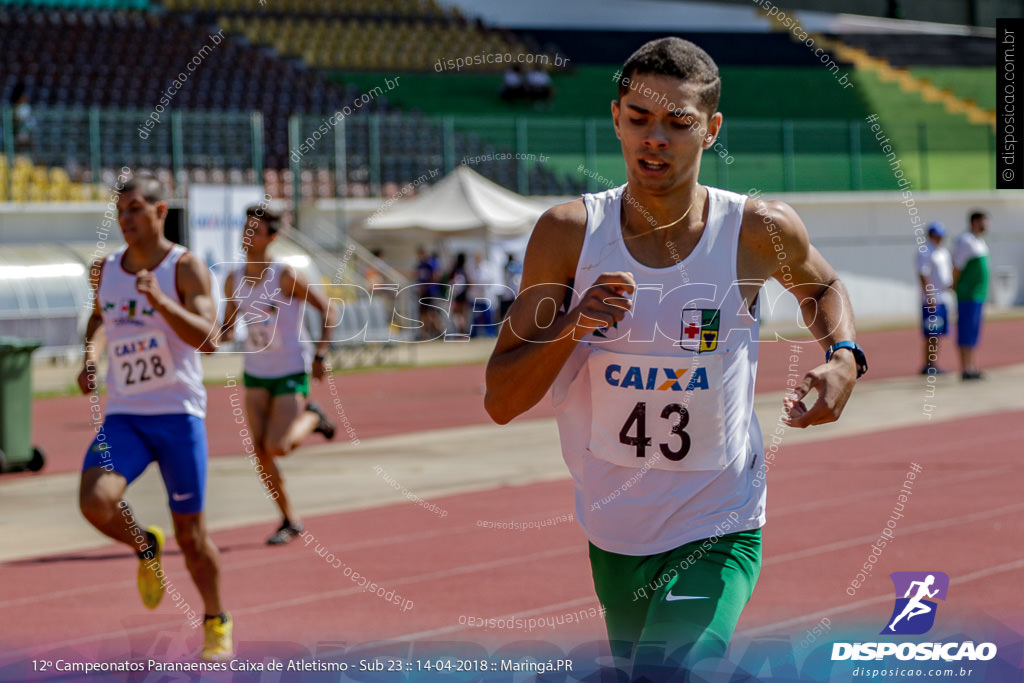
[881, 571, 949, 635]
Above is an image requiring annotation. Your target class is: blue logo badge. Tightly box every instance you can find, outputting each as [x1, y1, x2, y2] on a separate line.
[881, 571, 949, 635]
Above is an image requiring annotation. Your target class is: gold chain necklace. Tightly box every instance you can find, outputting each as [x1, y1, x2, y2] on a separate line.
[622, 188, 694, 240]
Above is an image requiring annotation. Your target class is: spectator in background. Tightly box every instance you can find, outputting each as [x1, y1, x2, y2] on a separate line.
[415, 247, 440, 340]
[447, 252, 471, 336]
[916, 222, 953, 375]
[428, 251, 442, 303]
[364, 248, 385, 289]
[500, 253, 522, 320]
[526, 65, 553, 101]
[953, 210, 990, 381]
[365, 248, 398, 320]
[468, 251, 500, 337]
[10, 82, 36, 156]
[501, 64, 526, 101]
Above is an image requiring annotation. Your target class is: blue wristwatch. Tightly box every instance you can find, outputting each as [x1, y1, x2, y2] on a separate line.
[826, 341, 867, 379]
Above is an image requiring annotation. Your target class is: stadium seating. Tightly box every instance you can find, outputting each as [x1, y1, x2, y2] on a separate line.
[0, 2, 998, 199]
[0, 0, 147, 7]
[162, 0, 446, 16]
[908, 67, 995, 111]
[834, 33, 995, 68]
[216, 15, 529, 72]
[164, 0, 543, 73]
[0, 155, 103, 202]
[0, 6, 380, 170]
[0, 1, 581, 197]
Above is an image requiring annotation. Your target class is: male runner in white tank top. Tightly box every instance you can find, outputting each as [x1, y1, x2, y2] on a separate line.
[77, 174, 232, 661]
[216, 206, 337, 545]
[485, 38, 866, 677]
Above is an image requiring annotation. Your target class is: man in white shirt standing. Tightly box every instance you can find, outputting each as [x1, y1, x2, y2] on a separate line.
[916, 222, 953, 374]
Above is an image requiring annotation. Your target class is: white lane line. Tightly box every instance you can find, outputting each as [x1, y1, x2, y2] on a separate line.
[739, 557, 1024, 638]
[0, 508, 573, 608]
[390, 596, 601, 641]
[766, 502, 1024, 565]
[3, 545, 582, 657]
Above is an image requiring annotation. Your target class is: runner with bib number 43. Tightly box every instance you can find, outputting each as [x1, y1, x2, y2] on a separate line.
[485, 38, 866, 678]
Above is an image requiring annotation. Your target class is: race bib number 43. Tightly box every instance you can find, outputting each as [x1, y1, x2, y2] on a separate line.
[110, 330, 177, 395]
[586, 349, 728, 471]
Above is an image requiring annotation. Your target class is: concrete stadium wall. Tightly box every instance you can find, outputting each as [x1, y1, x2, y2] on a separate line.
[774, 189, 1024, 314]
[311, 189, 1024, 321]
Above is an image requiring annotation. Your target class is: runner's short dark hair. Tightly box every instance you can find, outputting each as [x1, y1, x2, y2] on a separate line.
[617, 37, 721, 115]
[121, 173, 166, 205]
[246, 205, 281, 234]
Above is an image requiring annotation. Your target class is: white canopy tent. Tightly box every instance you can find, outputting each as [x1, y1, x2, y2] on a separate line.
[359, 165, 547, 238]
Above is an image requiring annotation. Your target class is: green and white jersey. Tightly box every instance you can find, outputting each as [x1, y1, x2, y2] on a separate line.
[953, 232, 989, 303]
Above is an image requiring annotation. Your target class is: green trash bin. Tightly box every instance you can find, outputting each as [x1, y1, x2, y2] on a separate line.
[0, 337, 45, 474]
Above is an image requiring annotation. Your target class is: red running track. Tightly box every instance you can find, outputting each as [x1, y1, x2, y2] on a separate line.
[20, 317, 1024, 477]
[2, 408, 1022, 662]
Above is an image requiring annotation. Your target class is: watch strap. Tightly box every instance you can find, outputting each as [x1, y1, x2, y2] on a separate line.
[826, 341, 867, 379]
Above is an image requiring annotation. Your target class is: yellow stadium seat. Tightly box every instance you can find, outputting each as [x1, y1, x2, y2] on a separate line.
[49, 167, 70, 184]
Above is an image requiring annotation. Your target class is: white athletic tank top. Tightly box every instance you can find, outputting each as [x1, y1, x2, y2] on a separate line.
[552, 184, 766, 556]
[99, 245, 206, 418]
[232, 262, 309, 378]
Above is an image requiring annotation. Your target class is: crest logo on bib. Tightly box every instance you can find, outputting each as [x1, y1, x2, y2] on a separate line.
[109, 298, 154, 326]
[679, 308, 720, 352]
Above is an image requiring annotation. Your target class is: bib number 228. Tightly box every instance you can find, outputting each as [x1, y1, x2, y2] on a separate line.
[121, 355, 167, 386]
[618, 402, 690, 461]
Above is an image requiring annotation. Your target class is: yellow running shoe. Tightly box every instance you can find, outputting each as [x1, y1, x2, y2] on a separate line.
[137, 526, 165, 609]
[200, 613, 234, 662]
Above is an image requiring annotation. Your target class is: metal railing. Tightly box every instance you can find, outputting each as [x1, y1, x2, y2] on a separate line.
[0, 105, 997, 201]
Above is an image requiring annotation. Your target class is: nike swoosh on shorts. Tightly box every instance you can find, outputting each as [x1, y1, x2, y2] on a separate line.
[665, 593, 709, 602]
[171, 492, 194, 502]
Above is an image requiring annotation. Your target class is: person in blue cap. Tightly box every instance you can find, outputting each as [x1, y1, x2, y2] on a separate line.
[916, 222, 953, 374]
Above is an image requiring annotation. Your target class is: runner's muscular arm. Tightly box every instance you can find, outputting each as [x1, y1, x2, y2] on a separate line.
[744, 199, 857, 428]
[281, 266, 336, 379]
[137, 252, 219, 353]
[77, 258, 105, 394]
[216, 271, 239, 344]
[485, 200, 635, 424]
